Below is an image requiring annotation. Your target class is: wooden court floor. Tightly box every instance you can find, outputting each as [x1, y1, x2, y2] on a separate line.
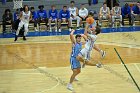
[0, 32, 140, 93]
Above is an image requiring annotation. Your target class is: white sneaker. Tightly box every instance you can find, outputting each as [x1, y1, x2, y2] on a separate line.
[55, 27, 57, 32]
[120, 24, 123, 27]
[112, 24, 115, 28]
[99, 23, 102, 26]
[50, 28, 52, 32]
[35, 27, 38, 31]
[100, 50, 106, 59]
[133, 23, 135, 26]
[96, 62, 102, 68]
[59, 29, 61, 32]
[67, 83, 73, 91]
[69, 28, 72, 32]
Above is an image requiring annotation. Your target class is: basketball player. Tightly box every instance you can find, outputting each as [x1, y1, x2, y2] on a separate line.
[99, 2, 111, 26]
[112, 3, 123, 27]
[76, 17, 104, 68]
[67, 29, 85, 91]
[68, 1, 81, 30]
[67, 19, 105, 91]
[14, 5, 32, 41]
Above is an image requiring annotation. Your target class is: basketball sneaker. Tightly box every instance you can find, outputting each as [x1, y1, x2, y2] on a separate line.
[67, 83, 73, 91]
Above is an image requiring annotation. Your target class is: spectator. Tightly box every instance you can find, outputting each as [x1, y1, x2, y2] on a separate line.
[48, 5, 58, 32]
[58, 6, 70, 32]
[13, 8, 21, 31]
[131, 2, 140, 26]
[112, 3, 122, 27]
[30, 7, 38, 31]
[121, 3, 132, 26]
[2, 9, 13, 34]
[69, 1, 81, 30]
[14, 9, 20, 22]
[37, 5, 47, 26]
[79, 4, 88, 26]
[99, 2, 111, 26]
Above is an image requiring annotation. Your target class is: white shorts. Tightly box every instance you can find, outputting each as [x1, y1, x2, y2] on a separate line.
[18, 21, 29, 29]
[78, 48, 91, 61]
[70, 16, 80, 20]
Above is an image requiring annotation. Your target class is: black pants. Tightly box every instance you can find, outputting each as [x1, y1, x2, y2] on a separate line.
[30, 19, 38, 27]
[38, 18, 48, 26]
[2, 21, 13, 33]
[122, 14, 132, 25]
[14, 19, 24, 36]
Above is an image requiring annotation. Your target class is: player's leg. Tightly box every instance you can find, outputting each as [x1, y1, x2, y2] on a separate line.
[112, 15, 115, 27]
[23, 23, 29, 40]
[54, 18, 57, 32]
[67, 58, 81, 91]
[119, 15, 123, 27]
[76, 16, 81, 29]
[58, 19, 62, 32]
[14, 21, 24, 41]
[94, 45, 106, 58]
[77, 48, 102, 67]
[69, 17, 73, 28]
[98, 15, 102, 26]
[49, 18, 52, 32]
[107, 14, 112, 26]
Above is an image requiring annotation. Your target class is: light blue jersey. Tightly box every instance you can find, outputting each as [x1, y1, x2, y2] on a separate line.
[70, 42, 82, 69]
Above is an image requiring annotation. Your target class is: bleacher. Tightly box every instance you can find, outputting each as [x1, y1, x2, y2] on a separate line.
[0, 0, 139, 33]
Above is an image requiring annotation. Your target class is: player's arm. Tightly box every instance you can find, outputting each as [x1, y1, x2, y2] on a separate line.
[19, 12, 23, 20]
[99, 7, 103, 16]
[30, 13, 32, 21]
[76, 8, 79, 16]
[81, 34, 87, 45]
[84, 23, 89, 36]
[70, 29, 76, 44]
[107, 7, 110, 15]
[84, 23, 94, 39]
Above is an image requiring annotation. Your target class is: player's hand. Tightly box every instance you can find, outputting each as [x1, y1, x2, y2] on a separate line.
[71, 29, 75, 32]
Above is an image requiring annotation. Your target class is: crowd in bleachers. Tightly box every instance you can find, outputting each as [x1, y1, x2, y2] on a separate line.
[1, 1, 140, 34]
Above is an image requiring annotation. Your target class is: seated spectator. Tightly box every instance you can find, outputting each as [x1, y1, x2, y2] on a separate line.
[79, 4, 88, 26]
[112, 3, 122, 27]
[2, 9, 13, 34]
[58, 6, 70, 32]
[131, 2, 140, 26]
[69, 1, 81, 30]
[121, 3, 132, 26]
[14, 9, 20, 22]
[99, 2, 111, 26]
[48, 5, 58, 32]
[13, 8, 20, 31]
[37, 5, 47, 26]
[30, 7, 38, 31]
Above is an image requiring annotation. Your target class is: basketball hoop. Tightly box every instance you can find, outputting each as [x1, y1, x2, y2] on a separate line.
[13, 0, 23, 9]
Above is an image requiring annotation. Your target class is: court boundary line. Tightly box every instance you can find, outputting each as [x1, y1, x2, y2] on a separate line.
[114, 48, 140, 92]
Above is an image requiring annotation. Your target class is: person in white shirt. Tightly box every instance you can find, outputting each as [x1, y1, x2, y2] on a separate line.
[79, 4, 88, 26]
[69, 1, 81, 30]
[112, 3, 122, 27]
[99, 2, 111, 26]
[14, 5, 32, 41]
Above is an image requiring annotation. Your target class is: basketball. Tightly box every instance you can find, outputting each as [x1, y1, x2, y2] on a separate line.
[86, 17, 94, 25]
